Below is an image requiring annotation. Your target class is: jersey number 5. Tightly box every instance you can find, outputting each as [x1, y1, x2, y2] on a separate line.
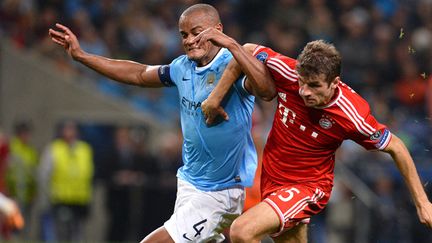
[278, 187, 300, 202]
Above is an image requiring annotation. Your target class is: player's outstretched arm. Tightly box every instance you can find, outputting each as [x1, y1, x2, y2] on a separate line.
[49, 23, 163, 88]
[383, 135, 432, 228]
[194, 28, 276, 100]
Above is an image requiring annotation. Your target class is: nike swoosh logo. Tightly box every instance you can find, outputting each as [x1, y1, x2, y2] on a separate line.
[182, 77, 190, 81]
[183, 233, 192, 241]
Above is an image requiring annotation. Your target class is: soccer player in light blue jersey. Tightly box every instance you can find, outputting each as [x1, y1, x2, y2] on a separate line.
[49, 4, 258, 243]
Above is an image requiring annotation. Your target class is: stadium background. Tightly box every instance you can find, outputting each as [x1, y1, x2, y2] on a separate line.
[0, 0, 431, 242]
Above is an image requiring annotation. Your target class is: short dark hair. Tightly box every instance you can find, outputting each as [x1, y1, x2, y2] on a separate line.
[180, 4, 221, 25]
[296, 40, 342, 84]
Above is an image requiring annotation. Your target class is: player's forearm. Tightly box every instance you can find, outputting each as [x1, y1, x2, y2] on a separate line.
[387, 136, 429, 206]
[226, 42, 276, 101]
[74, 51, 151, 86]
[208, 59, 242, 104]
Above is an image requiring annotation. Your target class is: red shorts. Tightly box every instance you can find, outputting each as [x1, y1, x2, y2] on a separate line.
[261, 174, 330, 237]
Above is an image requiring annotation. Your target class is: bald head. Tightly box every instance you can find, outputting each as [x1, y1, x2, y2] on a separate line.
[178, 4, 223, 65]
[180, 4, 221, 25]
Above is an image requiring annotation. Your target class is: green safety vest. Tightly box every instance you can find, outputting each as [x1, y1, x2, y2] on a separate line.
[50, 139, 93, 205]
[6, 137, 38, 203]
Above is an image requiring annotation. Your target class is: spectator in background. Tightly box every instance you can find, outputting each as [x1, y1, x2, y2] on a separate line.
[141, 130, 180, 237]
[39, 121, 94, 242]
[427, 76, 432, 122]
[370, 175, 400, 243]
[5, 121, 38, 239]
[105, 126, 146, 242]
[394, 57, 428, 116]
[337, 7, 373, 91]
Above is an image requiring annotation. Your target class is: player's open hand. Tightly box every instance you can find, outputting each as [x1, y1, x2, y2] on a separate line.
[193, 27, 234, 48]
[201, 98, 229, 125]
[49, 23, 84, 60]
[417, 201, 432, 228]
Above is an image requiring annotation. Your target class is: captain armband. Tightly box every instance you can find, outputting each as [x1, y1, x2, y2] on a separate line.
[158, 65, 175, 87]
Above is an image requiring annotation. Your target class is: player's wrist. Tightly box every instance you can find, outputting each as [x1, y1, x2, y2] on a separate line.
[225, 38, 241, 52]
[205, 96, 221, 108]
[206, 89, 223, 105]
[72, 49, 86, 62]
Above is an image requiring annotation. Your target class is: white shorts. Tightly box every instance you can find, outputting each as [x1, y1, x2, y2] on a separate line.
[164, 179, 245, 243]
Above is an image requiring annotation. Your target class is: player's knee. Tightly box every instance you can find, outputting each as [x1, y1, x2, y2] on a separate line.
[230, 217, 254, 242]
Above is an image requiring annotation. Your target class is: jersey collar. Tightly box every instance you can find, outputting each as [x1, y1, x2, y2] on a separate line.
[194, 48, 227, 72]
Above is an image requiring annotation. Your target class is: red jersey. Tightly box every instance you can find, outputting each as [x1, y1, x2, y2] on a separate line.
[253, 46, 392, 194]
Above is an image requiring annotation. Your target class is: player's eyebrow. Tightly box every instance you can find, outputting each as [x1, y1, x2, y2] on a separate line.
[309, 81, 321, 85]
[190, 26, 204, 32]
[179, 26, 203, 35]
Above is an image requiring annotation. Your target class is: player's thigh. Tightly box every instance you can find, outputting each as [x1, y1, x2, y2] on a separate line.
[165, 180, 244, 243]
[231, 202, 280, 238]
[273, 224, 307, 243]
[140, 226, 174, 243]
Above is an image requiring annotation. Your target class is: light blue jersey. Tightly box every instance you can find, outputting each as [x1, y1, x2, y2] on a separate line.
[158, 48, 257, 191]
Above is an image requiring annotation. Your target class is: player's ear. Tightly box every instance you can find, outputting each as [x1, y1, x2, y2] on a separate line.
[215, 23, 223, 32]
[330, 77, 340, 89]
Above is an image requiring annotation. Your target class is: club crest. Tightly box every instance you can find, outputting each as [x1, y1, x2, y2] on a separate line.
[319, 115, 334, 129]
[207, 72, 216, 85]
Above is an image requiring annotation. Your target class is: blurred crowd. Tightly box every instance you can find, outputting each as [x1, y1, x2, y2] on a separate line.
[1, 0, 432, 242]
[0, 120, 183, 242]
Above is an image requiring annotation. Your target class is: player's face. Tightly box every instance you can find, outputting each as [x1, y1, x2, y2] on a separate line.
[298, 74, 339, 108]
[179, 13, 219, 65]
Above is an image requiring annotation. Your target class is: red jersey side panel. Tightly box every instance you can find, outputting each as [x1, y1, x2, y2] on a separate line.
[253, 46, 392, 195]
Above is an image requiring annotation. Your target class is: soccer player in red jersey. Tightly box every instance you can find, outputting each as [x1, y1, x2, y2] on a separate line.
[193, 28, 432, 242]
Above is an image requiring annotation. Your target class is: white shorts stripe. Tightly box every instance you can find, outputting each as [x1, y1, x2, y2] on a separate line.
[286, 188, 326, 220]
[284, 200, 309, 220]
[264, 198, 286, 233]
[283, 196, 310, 219]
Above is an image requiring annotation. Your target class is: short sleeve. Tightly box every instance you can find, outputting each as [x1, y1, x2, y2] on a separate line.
[349, 113, 392, 151]
[253, 45, 298, 83]
[233, 75, 252, 97]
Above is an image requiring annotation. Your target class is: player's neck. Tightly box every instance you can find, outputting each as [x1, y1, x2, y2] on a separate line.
[197, 47, 222, 67]
[324, 87, 339, 105]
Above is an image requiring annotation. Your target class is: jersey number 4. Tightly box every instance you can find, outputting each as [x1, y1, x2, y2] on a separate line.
[182, 219, 208, 241]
